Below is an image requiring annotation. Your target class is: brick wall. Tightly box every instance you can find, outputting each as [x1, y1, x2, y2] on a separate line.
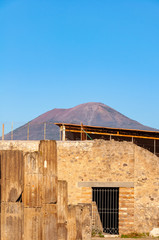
[119, 188, 134, 234]
[77, 187, 92, 204]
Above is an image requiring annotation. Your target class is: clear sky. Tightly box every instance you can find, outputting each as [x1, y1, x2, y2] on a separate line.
[0, 0, 159, 134]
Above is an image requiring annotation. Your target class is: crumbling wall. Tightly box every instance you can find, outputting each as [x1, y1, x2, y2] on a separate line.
[0, 141, 58, 240]
[67, 204, 92, 240]
[23, 140, 58, 240]
[0, 139, 158, 234]
[92, 201, 103, 232]
[134, 145, 159, 232]
[1, 150, 24, 240]
[57, 139, 159, 233]
[0, 140, 39, 152]
[0, 141, 93, 239]
[57, 140, 135, 204]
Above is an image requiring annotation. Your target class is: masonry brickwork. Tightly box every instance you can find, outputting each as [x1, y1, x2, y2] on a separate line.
[119, 188, 134, 234]
[0, 139, 159, 234]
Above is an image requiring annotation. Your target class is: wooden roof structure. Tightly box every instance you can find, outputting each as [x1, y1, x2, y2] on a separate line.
[55, 122, 159, 140]
[54, 122, 159, 156]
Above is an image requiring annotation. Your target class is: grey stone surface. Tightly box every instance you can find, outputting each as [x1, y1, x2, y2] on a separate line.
[78, 182, 134, 188]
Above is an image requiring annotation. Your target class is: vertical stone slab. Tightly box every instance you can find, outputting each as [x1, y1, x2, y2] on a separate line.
[67, 205, 76, 240]
[67, 204, 92, 240]
[1, 150, 23, 202]
[24, 207, 42, 240]
[92, 201, 103, 232]
[75, 205, 82, 240]
[58, 223, 67, 240]
[1, 202, 24, 240]
[39, 141, 57, 204]
[81, 204, 92, 240]
[43, 174, 58, 204]
[58, 180, 68, 240]
[58, 180, 68, 224]
[24, 152, 43, 208]
[42, 204, 58, 240]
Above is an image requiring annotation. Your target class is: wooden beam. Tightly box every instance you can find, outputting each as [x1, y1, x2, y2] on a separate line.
[64, 129, 159, 140]
[62, 125, 66, 141]
[81, 123, 87, 141]
[154, 139, 156, 155]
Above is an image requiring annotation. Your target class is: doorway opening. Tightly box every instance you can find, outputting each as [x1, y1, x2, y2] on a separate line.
[92, 187, 119, 234]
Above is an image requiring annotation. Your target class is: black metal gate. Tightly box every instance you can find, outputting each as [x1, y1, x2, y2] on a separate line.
[92, 187, 119, 234]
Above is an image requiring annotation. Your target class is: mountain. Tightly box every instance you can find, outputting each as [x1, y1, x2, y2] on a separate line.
[4, 102, 158, 140]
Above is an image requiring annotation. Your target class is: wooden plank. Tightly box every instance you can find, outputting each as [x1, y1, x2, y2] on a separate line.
[1, 150, 23, 202]
[24, 207, 42, 240]
[24, 152, 43, 207]
[39, 141, 57, 204]
[64, 128, 159, 140]
[58, 223, 67, 240]
[42, 204, 57, 240]
[81, 123, 87, 141]
[67, 205, 76, 240]
[58, 180, 68, 224]
[1, 202, 23, 240]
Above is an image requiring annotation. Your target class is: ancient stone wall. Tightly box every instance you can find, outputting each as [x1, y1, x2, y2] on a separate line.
[134, 145, 159, 232]
[0, 140, 39, 152]
[0, 141, 93, 239]
[0, 140, 158, 234]
[57, 140, 135, 204]
[57, 140, 159, 233]
[0, 141, 58, 240]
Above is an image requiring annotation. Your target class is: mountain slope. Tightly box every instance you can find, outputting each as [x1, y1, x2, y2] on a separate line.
[4, 102, 158, 140]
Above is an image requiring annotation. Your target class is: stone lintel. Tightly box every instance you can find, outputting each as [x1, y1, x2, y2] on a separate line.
[78, 182, 134, 188]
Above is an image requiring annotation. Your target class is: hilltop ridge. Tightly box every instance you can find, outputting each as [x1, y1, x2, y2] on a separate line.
[4, 102, 157, 140]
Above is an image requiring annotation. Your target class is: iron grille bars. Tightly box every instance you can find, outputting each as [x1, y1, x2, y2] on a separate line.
[92, 187, 119, 235]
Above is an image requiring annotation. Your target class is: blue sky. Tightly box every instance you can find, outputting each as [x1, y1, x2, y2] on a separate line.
[0, 0, 159, 134]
